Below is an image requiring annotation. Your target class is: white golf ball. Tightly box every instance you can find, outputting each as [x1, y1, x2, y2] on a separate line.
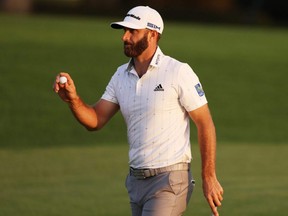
[59, 76, 67, 84]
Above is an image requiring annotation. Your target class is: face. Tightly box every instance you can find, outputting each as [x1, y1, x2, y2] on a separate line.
[122, 28, 149, 57]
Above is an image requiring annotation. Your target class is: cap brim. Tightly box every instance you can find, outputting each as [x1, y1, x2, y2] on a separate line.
[111, 21, 143, 30]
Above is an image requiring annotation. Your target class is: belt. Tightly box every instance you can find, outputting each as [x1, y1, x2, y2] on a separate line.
[130, 163, 190, 180]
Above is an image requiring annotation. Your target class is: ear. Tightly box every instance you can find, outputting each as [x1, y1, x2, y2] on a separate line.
[148, 30, 158, 42]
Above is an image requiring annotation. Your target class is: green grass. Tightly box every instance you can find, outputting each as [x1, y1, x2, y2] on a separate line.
[0, 14, 288, 215]
[0, 14, 288, 148]
[0, 145, 129, 216]
[0, 143, 287, 215]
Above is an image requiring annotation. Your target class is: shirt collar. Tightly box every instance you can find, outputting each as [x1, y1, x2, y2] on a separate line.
[126, 47, 164, 72]
[150, 47, 164, 68]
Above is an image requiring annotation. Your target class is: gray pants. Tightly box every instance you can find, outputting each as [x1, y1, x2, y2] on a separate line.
[125, 170, 195, 216]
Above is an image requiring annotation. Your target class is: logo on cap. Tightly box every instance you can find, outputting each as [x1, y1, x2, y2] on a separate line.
[147, 22, 161, 31]
[126, 13, 141, 20]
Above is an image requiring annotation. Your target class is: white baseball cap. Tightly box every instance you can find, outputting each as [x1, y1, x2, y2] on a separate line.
[111, 6, 164, 34]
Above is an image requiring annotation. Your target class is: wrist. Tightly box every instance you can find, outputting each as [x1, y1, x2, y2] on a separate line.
[202, 171, 216, 180]
[69, 95, 82, 108]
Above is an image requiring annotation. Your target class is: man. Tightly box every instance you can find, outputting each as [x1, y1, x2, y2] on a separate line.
[53, 6, 223, 216]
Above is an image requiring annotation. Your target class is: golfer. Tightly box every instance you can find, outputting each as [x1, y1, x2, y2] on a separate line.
[53, 6, 223, 216]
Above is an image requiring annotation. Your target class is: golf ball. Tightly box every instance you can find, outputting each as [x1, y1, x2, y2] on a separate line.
[59, 76, 67, 84]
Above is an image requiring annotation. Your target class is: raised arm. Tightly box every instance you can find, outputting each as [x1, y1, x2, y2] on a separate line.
[53, 72, 119, 131]
[189, 104, 224, 216]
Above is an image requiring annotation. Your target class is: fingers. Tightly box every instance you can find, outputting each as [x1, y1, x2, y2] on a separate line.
[53, 72, 71, 93]
[207, 197, 220, 216]
[211, 207, 217, 216]
[204, 180, 224, 216]
[53, 72, 79, 103]
[212, 187, 224, 207]
[59, 72, 73, 85]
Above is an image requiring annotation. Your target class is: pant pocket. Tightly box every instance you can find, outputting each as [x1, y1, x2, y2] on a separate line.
[168, 171, 189, 195]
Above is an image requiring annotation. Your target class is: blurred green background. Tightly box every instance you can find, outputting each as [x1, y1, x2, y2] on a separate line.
[1, 14, 287, 148]
[0, 10, 287, 216]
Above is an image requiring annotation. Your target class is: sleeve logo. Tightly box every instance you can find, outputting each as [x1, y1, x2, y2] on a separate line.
[194, 83, 205, 97]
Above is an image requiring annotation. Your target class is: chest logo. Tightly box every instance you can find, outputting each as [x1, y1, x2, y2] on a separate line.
[154, 84, 164, 91]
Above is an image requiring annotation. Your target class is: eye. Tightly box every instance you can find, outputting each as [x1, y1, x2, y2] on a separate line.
[123, 28, 134, 33]
[129, 29, 136, 34]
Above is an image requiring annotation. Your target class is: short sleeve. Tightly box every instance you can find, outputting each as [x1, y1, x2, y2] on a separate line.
[178, 63, 208, 112]
[101, 72, 119, 104]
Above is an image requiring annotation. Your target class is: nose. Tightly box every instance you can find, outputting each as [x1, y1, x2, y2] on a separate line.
[122, 29, 130, 41]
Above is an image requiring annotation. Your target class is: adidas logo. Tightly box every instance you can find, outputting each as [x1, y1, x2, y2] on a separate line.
[154, 84, 164, 91]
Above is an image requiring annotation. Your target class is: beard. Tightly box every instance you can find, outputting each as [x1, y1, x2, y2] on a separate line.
[123, 33, 149, 57]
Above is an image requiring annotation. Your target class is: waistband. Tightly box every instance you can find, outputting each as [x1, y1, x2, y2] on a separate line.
[130, 163, 190, 180]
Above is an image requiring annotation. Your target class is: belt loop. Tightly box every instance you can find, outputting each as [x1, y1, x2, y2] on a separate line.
[149, 169, 156, 177]
[143, 170, 150, 178]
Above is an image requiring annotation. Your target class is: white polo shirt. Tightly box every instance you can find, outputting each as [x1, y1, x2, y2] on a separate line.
[102, 47, 207, 169]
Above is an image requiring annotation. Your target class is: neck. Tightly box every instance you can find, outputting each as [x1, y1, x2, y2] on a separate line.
[133, 46, 157, 77]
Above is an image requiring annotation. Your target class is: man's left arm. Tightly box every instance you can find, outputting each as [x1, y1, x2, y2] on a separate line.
[189, 104, 224, 216]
